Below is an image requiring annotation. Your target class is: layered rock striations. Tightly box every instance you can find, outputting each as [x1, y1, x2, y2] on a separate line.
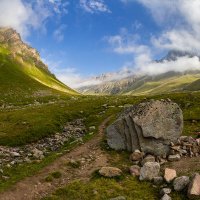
[106, 99, 183, 156]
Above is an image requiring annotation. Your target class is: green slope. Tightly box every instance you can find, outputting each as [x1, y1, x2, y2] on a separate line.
[184, 79, 200, 91]
[125, 74, 200, 95]
[0, 46, 78, 104]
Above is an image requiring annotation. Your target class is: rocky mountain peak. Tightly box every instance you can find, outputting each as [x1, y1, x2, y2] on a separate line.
[0, 27, 21, 43]
[159, 50, 199, 62]
[0, 27, 48, 70]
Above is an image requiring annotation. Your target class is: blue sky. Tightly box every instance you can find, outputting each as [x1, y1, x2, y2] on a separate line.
[1, 0, 200, 88]
[27, 0, 159, 75]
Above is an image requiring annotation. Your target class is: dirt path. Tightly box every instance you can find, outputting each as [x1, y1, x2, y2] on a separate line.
[0, 116, 112, 200]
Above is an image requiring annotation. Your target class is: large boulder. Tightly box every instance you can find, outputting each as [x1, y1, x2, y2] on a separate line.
[106, 100, 183, 156]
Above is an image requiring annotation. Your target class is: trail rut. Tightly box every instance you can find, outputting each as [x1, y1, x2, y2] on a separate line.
[0, 116, 112, 200]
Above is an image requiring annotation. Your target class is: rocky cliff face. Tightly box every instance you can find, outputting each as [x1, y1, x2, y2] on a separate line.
[0, 27, 48, 70]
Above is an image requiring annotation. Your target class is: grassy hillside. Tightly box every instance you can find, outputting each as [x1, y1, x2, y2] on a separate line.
[79, 71, 200, 96]
[126, 74, 200, 95]
[184, 79, 200, 91]
[0, 45, 78, 105]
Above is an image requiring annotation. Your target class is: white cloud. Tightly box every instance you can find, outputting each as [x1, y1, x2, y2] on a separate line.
[80, 0, 111, 13]
[53, 24, 67, 42]
[0, 0, 32, 37]
[106, 28, 200, 76]
[135, 56, 200, 75]
[105, 0, 200, 77]
[54, 68, 102, 88]
[0, 0, 69, 38]
[136, 0, 200, 53]
[106, 28, 150, 55]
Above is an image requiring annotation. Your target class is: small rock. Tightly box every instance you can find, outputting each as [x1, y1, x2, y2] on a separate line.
[168, 154, 181, 162]
[99, 167, 122, 178]
[6, 164, 11, 168]
[10, 161, 15, 165]
[2, 176, 10, 180]
[159, 158, 167, 165]
[141, 155, 155, 166]
[179, 149, 187, 155]
[171, 146, 180, 151]
[160, 188, 171, 196]
[173, 176, 190, 191]
[109, 196, 126, 200]
[153, 176, 164, 185]
[93, 190, 98, 195]
[89, 126, 96, 131]
[188, 173, 200, 199]
[10, 152, 20, 157]
[179, 136, 188, 142]
[129, 165, 140, 176]
[164, 168, 177, 183]
[130, 150, 144, 161]
[160, 194, 171, 200]
[32, 148, 44, 160]
[139, 162, 160, 181]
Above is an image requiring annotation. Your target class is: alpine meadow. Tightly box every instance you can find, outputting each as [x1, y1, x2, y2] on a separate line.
[1, 1, 200, 200]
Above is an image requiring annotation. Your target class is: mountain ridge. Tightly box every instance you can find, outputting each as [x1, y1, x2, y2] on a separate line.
[0, 27, 78, 103]
[78, 51, 200, 95]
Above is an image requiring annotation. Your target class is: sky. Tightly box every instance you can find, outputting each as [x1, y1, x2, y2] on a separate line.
[1, 0, 200, 88]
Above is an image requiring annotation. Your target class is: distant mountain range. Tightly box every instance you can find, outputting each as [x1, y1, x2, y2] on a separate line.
[78, 50, 200, 95]
[0, 27, 78, 103]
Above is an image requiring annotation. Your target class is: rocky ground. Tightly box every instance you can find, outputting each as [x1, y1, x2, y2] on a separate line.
[1, 99, 200, 199]
[0, 117, 111, 200]
[103, 99, 200, 199]
[0, 119, 86, 180]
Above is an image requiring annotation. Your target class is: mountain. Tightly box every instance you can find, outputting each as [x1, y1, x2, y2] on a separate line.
[78, 51, 200, 95]
[158, 50, 199, 62]
[0, 27, 78, 103]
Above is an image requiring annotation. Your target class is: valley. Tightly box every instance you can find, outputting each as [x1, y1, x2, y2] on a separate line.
[0, 28, 200, 200]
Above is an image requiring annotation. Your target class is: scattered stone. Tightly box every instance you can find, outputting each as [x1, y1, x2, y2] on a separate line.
[10, 152, 20, 157]
[89, 126, 96, 131]
[188, 173, 200, 199]
[99, 167, 122, 178]
[106, 100, 183, 156]
[139, 162, 160, 181]
[153, 176, 164, 185]
[129, 165, 140, 176]
[160, 194, 171, 200]
[159, 158, 167, 165]
[0, 119, 86, 167]
[130, 151, 144, 161]
[173, 176, 190, 192]
[168, 154, 181, 162]
[109, 196, 126, 200]
[164, 168, 177, 183]
[141, 155, 155, 166]
[2, 176, 10, 180]
[160, 188, 171, 196]
[32, 148, 44, 160]
[93, 190, 98, 195]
